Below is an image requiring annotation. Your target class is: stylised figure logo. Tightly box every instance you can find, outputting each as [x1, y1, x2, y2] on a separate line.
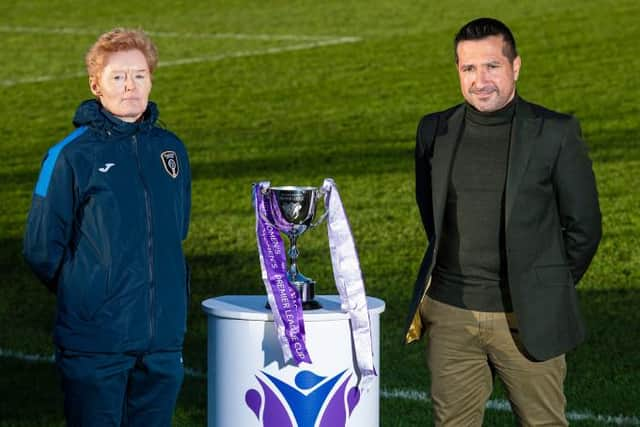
[282, 202, 303, 221]
[245, 369, 361, 427]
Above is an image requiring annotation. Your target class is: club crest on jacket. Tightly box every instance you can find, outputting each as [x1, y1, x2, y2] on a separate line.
[161, 150, 179, 178]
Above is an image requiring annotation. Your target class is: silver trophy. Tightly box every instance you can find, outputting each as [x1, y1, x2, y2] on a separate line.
[263, 186, 328, 310]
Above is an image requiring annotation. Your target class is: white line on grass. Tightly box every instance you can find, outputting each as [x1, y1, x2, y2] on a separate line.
[1, 36, 361, 87]
[380, 387, 640, 426]
[2, 348, 639, 426]
[0, 25, 358, 42]
[157, 38, 361, 66]
[0, 348, 54, 363]
[0, 71, 88, 87]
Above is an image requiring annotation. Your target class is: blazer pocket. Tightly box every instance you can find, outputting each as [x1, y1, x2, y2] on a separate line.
[535, 265, 572, 287]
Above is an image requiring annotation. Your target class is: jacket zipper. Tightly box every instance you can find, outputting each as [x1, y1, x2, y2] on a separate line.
[132, 134, 155, 345]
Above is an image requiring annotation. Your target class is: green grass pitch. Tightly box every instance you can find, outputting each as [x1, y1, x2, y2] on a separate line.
[1, 1, 638, 426]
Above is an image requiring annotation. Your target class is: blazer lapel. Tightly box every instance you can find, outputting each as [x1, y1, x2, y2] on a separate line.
[505, 98, 541, 229]
[431, 106, 464, 236]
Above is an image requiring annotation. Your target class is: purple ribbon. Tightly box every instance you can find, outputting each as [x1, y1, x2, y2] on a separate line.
[264, 190, 293, 234]
[254, 183, 311, 365]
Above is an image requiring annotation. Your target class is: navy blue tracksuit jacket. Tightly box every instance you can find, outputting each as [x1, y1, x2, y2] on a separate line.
[24, 100, 191, 354]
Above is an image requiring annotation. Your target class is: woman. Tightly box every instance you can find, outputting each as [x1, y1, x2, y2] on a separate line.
[23, 28, 191, 426]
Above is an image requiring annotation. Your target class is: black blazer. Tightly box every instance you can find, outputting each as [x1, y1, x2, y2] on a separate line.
[404, 96, 602, 361]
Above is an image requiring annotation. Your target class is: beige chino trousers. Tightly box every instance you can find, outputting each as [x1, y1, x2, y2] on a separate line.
[420, 296, 568, 427]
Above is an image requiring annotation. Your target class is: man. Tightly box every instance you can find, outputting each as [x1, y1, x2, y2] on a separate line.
[23, 29, 191, 426]
[403, 18, 601, 426]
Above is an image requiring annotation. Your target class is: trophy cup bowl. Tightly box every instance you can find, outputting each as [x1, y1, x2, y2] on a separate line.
[267, 186, 327, 310]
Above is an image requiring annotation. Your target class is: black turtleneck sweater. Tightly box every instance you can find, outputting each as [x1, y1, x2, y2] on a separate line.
[428, 98, 516, 312]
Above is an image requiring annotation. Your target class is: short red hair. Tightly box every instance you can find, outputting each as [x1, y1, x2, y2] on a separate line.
[85, 28, 158, 79]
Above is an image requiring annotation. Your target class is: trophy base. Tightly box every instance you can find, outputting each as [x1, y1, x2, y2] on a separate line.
[302, 299, 322, 310]
[264, 299, 322, 311]
[264, 280, 323, 311]
[293, 280, 322, 310]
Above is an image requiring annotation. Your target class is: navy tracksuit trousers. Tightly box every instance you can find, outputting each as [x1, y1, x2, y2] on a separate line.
[55, 349, 184, 427]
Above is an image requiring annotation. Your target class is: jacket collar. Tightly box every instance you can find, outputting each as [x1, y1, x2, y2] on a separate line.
[430, 104, 464, 239]
[505, 96, 541, 229]
[72, 99, 159, 137]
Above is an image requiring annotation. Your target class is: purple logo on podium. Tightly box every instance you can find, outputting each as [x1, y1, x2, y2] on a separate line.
[245, 369, 361, 427]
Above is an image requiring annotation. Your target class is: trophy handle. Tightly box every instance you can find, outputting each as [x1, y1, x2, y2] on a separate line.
[310, 210, 328, 228]
[255, 185, 295, 233]
[252, 183, 272, 225]
[309, 188, 328, 228]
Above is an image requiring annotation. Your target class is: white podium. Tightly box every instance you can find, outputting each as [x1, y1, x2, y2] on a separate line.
[201, 295, 385, 427]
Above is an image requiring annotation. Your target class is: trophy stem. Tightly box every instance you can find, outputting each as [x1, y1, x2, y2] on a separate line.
[286, 233, 321, 310]
[288, 234, 300, 278]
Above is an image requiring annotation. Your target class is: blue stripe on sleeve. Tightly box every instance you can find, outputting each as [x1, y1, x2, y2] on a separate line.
[34, 126, 88, 197]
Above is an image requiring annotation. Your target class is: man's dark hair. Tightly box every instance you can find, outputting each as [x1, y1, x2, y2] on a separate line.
[454, 18, 518, 63]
